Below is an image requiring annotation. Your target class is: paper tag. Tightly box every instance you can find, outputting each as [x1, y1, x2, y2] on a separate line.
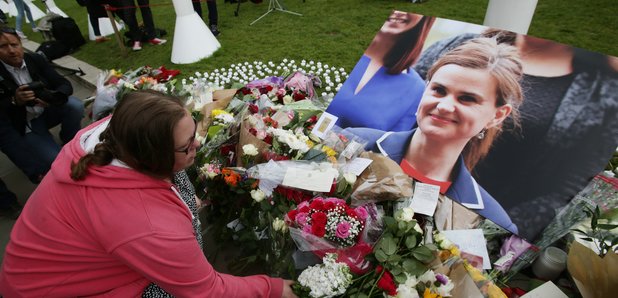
[282, 167, 337, 192]
[226, 218, 244, 232]
[312, 112, 338, 139]
[441, 229, 492, 269]
[493, 251, 516, 267]
[409, 182, 440, 216]
[341, 157, 373, 176]
[341, 140, 362, 159]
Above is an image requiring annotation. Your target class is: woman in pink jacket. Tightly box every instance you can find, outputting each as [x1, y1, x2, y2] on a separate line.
[0, 90, 296, 297]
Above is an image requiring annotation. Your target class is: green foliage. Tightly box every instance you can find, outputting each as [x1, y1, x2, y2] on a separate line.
[24, 0, 617, 82]
[572, 206, 618, 257]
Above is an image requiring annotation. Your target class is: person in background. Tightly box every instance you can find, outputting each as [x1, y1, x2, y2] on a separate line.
[0, 27, 84, 180]
[193, 0, 220, 37]
[114, 0, 167, 51]
[326, 11, 435, 131]
[12, 0, 38, 39]
[349, 37, 523, 234]
[0, 90, 296, 297]
[84, 0, 111, 42]
[414, 30, 618, 240]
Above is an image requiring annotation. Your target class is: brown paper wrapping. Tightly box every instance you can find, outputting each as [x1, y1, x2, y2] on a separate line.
[350, 152, 413, 206]
[235, 118, 271, 167]
[197, 89, 237, 137]
[567, 241, 618, 298]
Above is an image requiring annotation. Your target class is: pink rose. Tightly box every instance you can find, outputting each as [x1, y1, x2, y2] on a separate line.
[302, 224, 312, 234]
[324, 197, 346, 205]
[336, 221, 352, 239]
[355, 206, 369, 221]
[296, 212, 309, 227]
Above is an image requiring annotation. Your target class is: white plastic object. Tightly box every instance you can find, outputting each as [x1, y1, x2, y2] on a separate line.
[532, 246, 567, 280]
[170, 0, 220, 64]
[483, 0, 538, 34]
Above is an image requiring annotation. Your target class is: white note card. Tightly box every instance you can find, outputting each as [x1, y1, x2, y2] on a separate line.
[441, 229, 492, 269]
[521, 281, 568, 298]
[409, 182, 440, 216]
[311, 112, 338, 139]
[282, 167, 337, 192]
[341, 157, 373, 176]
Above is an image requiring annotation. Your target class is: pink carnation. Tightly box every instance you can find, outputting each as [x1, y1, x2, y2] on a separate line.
[295, 212, 309, 227]
[355, 206, 369, 221]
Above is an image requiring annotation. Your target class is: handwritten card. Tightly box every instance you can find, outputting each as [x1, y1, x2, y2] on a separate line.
[409, 182, 440, 216]
[282, 166, 337, 192]
[441, 229, 492, 269]
[311, 112, 338, 139]
[341, 157, 373, 176]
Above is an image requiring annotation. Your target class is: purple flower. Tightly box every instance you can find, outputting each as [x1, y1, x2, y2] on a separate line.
[436, 273, 448, 285]
[246, 76, 283, 89]
[336, 221, 352, 239]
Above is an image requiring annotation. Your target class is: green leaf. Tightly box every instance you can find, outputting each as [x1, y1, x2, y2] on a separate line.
[405, 235, 418, 249]
[381, 237, 398, 255]
[394, 273, 407, 284]
[402, 258, 426, 276]
[388, 254, 402, 263]
[572, 228, 590, 236]
[390, 267, 402, 275]
[375, 250, 388, 263]
[384, 217, 397, 230]
[597, 224, 618, 230]
[411, 246, 435, 263]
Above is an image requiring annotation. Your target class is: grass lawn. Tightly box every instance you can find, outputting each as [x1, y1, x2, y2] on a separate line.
[16, 0, 618, 77]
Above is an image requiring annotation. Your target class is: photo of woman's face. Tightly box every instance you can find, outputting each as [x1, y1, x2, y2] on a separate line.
[380, 11, 423, 35]
[416, 64, 501, 142]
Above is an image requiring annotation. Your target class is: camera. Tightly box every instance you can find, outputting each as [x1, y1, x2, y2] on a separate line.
[24, 81, 68, 106]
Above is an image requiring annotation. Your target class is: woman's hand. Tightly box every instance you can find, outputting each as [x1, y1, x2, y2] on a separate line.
[281, 280, 298, 298]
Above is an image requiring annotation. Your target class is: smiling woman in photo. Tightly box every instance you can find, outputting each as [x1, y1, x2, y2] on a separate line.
[349, 37, 523, 234]
[326, 11, 435, 131]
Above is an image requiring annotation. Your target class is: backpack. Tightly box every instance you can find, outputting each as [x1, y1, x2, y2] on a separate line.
[50, 17, 86, 52]
[35, 40, 71, 61]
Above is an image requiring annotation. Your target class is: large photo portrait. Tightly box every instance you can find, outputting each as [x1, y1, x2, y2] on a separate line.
[326, 11, 618, 242]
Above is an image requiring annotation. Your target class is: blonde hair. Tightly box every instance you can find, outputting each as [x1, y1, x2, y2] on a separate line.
[426, 37, 524, 170]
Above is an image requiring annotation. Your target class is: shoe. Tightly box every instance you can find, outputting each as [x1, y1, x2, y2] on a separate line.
[95, 36, 110, 43]
[210, 24, 220, 37]
[148, 38, 167, 45]
[32, 27, 41, 32]
[132, 41, 142, 51]
[16, 31, 27, 39]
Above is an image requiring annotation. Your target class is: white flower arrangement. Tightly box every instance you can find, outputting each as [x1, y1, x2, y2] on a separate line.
[272, 217, 288, 233]
[297, 253, 353, 298]
[250, 189, 266, 203]
[267, 127, 311, 155]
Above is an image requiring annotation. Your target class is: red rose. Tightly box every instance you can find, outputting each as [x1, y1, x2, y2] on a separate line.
[346, 208, 358, 219]
[248, 104, 259, 114]
[287, 209, 298, 221]
[307, 115, 318, 124]
[263, 135, 273, 145]
[311, 222, 326, 237]
[311, 212, 327, 225]
[376, 266, 397, 296]
[240, 87, 252, 95]
[309, 199, 324, 211]
[323, 201, 335, 211]
[293, 91, 306, 101]
[249, 128, 258, 136]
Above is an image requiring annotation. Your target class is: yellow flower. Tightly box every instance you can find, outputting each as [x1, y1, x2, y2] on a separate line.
[423, 288, 441, 298]
[211, 109, 226, 117]
[463, 262, 486, 282]
[321, 145, 336, 157]
[305, 140, 315, 148]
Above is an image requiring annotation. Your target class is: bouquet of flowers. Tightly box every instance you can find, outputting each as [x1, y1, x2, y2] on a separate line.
[295, 253, 354, 298]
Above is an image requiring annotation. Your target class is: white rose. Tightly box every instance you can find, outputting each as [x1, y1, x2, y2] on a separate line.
[343, 173, 357, 185]
[242, 144, 259, 156]
[413, 223, 423, 234]
[418, 270, 436, 284]
[397, 207, 415, 222]
[250, 189, 265, 202]
[272, 218, 287, 233]
[283, 95, 293, 105]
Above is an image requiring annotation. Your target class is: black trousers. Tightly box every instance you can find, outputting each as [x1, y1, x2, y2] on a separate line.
[116, 0, 157, 42]
[192, 0, 218, 26]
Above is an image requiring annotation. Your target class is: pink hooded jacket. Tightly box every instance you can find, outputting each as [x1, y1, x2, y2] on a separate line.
[0, 118, 283, 297]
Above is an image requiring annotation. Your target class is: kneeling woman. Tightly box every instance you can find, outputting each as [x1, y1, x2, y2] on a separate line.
[350, 38, 522, 234]
[0, 91, 295, 297]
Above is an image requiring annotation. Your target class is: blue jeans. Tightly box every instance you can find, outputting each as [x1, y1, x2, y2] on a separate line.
[13, 0, 36, 32]
[23, 96, 84, 176]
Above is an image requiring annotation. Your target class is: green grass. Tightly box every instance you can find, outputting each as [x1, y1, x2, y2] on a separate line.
[16, 0, 618, 77]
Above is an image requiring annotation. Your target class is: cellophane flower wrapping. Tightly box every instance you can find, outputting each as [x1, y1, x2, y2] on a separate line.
[286, 197, 382, 274]
[350, 151, 413, 206]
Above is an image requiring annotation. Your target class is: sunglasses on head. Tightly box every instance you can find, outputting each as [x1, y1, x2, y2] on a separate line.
[0, 27, 17, 35]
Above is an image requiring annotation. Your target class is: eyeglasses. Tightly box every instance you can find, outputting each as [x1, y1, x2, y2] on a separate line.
[175, 119, 198, 155]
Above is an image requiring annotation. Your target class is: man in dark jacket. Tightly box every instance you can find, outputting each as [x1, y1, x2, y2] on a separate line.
[0, 27, 83, 183]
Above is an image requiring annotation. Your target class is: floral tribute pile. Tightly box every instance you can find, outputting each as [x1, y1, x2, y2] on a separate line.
[92, 61, 512, 298]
